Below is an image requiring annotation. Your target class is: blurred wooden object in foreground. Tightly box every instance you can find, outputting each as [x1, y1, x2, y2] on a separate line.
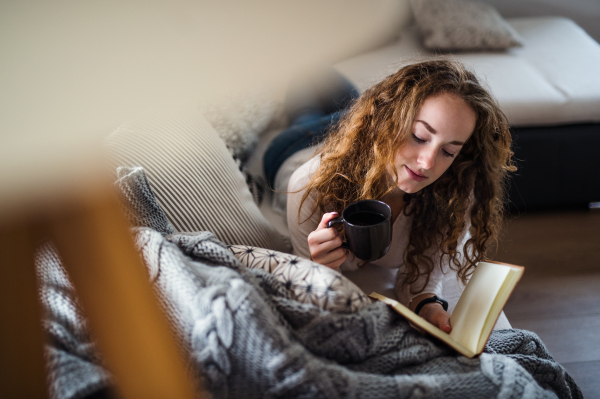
[0, 179, 200, 399]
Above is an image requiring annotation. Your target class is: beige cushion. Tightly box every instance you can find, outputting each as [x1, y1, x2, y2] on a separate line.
[199, 88, 281, 162]
[228, 245, 371, 313]
[105, 107, 291, 252]
[410, 0, 523, 51]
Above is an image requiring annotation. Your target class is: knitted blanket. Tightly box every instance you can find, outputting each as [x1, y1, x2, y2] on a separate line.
[36, 167, 582, 399]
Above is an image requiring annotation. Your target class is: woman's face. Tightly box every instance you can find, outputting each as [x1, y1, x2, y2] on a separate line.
[389, 92, 477, 194]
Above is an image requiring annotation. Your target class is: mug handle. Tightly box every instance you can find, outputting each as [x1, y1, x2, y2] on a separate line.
[326, 217, 349, 249]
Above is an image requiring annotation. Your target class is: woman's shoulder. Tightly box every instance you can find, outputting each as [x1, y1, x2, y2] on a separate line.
[288, 154, 321, 192]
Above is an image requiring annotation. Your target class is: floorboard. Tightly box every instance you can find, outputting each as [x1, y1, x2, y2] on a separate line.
[495, 210, 600, 275]
[562, 361, 600, 399]
[505, 272, 600, 321]
[493, 209, 600, 396]
[509, 314, 600, 364]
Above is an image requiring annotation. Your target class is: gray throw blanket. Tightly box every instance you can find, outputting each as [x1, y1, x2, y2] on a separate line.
[36, 167, 582, 399]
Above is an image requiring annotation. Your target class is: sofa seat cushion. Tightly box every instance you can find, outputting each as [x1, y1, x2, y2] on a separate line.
[334, 17, 600, 127]
[105, 107, 291, 252]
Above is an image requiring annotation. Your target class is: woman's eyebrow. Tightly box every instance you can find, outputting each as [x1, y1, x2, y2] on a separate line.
[416, 119, 436, 133]
[416, 119, 465, 146]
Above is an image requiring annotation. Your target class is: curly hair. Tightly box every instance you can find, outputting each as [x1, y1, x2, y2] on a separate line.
[298, 59, 516, 293]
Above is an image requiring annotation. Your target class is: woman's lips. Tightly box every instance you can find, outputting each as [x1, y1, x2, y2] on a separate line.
[405, 166, 427, 182]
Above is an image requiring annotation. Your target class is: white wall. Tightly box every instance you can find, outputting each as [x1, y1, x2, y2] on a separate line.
[482, 0, 600, 43]
[0, 0, 412, 214]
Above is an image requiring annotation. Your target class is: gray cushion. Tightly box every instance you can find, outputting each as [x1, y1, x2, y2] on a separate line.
[410, 0, 523, 51]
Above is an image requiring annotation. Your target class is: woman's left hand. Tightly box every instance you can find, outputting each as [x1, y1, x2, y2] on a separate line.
[418, 303, 452, 333]
[410, 293, 452, 333]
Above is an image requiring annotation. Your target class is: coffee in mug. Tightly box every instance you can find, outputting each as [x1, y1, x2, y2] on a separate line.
[326, 199, 392, 262]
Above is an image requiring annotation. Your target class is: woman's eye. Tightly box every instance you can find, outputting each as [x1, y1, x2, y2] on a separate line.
[442, 149, 455, 158]
[412, 134, 426, 144]
[412, 133, 455, 158]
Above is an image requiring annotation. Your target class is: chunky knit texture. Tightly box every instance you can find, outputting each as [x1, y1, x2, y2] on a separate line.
[35, 167, 582, 399]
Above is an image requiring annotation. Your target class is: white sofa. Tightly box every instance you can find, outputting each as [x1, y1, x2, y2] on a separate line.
[335, 17, 600, 127]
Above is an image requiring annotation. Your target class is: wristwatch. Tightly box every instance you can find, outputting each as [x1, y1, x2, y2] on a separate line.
[414, 295, 449, 315]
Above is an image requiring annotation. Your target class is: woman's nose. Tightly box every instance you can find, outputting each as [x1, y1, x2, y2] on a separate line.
[418, 147, 436, 170]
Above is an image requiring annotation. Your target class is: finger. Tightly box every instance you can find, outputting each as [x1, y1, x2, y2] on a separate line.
[315, 233, 344, 253]
[324, 251, 347, 270]
[439, 320, 452, 333]
[435, 312, 452, 333]
[310, 234, 345, 266]
[312, 241, 346, 263]
[317, 211, 339, 230]
[419, 304, 452, 333]
[311, 237, 345, 264]
[317, 247, 347, 267]
[307, 226, 341, 247]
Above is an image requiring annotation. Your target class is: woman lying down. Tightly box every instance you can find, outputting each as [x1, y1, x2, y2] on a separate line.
[266, 59, 515, 332]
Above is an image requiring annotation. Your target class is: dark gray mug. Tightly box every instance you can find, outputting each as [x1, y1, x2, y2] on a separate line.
[326, 199, 392, 262]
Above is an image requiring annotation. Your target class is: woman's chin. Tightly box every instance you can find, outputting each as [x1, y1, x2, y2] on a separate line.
[398, 183, 422, 194]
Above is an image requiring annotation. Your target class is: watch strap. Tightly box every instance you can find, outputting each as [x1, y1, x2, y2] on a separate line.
[414, 295, 449, 315]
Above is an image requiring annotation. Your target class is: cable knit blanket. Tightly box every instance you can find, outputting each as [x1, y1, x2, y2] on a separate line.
[36, 167, 582, 399]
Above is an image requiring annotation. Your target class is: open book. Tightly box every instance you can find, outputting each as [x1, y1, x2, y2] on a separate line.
[369, 261, 524, 358]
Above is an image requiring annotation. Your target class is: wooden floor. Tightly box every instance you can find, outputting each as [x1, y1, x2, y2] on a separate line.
[496, 209, 600, 399]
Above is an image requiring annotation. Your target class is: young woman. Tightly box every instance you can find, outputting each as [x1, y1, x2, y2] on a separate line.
[285, 60, 515, 332]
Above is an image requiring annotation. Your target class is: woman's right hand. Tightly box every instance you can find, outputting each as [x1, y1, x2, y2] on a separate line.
[307, 212, 347, 270]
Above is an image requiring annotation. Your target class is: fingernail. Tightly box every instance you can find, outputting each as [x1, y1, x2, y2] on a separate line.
[330, 212, 338, 215]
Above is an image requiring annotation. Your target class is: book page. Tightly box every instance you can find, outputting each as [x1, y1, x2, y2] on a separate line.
[476, 267, 523, 352]
[449, 262, 510, 352]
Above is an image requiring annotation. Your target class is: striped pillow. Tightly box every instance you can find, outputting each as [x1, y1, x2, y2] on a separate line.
[105, 108, 292, 252]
